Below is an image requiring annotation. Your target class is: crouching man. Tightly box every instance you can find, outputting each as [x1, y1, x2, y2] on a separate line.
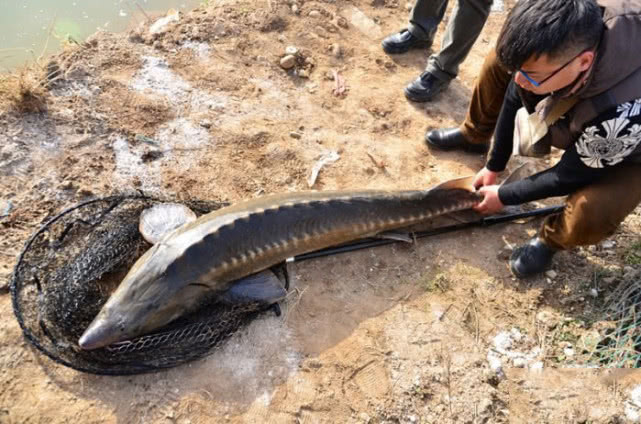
[473, 0, 641, 277]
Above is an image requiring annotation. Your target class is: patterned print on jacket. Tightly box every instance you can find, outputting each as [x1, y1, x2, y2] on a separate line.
[498, 97, 641, 206]
[577, 98, 641, 168]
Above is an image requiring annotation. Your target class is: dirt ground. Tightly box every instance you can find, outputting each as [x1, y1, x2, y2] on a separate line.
[2, 0, 641, 423]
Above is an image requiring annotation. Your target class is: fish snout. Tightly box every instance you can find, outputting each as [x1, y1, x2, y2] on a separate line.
[78, 316, 123, 350]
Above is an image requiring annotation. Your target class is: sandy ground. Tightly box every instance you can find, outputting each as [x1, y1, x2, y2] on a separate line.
[2, 0, 641, 423]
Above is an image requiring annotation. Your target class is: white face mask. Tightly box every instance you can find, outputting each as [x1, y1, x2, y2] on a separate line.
[513, 96, 579, 157]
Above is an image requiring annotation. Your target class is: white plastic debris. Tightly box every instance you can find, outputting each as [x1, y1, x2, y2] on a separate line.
[491, 0, 504, 12]
[625, 384, 641, 421]
[150, 9, 180, 35]
[308, 150, 340, 187]
[487, 328, 541, 372]
[601, 240, 616, 249]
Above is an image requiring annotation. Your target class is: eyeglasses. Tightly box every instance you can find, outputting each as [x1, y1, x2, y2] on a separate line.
[517, 50, 586, 87]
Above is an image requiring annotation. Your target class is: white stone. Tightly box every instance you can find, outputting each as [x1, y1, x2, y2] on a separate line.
[280, 55, 296, 69]
[285, 45, 298, 55]
[512, 357, 527, 368]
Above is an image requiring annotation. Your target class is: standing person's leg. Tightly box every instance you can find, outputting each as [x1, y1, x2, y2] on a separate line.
[382, 0, 448, 54]
[405, 0, 493, 102]
[425, 48, 512, 151]
[408, 0, 449, 41]
[510, 163, 641, 277]
[459, 49, 512, 144]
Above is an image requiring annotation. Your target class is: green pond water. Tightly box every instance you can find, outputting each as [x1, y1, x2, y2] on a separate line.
[0, 0, 202, 72]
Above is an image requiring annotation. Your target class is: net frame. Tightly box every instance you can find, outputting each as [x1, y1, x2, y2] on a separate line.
[10, 194, 280, 375]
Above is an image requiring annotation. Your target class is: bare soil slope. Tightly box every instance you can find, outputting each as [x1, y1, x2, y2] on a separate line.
[1, 1, 641, 423]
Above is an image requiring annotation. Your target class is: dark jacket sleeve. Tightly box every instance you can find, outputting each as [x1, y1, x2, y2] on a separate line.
[485, 81, 522, 172]
[498, 102, 641, 205]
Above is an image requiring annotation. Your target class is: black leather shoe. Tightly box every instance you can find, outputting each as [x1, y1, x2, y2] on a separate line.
[382, 29, 432, 55]
[509, 237, 557, 278]
[425, 128, 488, 153]
[404, 71, 450, 102]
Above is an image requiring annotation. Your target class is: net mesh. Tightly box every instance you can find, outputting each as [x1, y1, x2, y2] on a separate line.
[10, 195, 278, 375]
[587, 275, 641, 367]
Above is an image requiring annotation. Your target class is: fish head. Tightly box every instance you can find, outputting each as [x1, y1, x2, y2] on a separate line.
[78, 240, 209, 350]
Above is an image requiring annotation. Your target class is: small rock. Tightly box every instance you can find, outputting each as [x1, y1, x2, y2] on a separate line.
[545, 270, 557, 279]
[497, 246, 512, 261]
[289, 132, 302, 139]
[330, 43, 342, 58]
[291, 4, 299, 14]
[298, 69, 309, 78]
[601, 240, 616, 249]
[199, 119, 212, 129]
[529, 361, 544, 371]
[280, 55, 296, 69]
[308, 10, 321, 18]
[336, 16, 349, 28]
[512, 357, 527, 368]
[478, 397, 493, 413]
[59, 181, 74, 190]
[358, 412, 371, 423]
[277, 34, 286, 42]
[563, 347, 575, 357]
[536, 310, 557, 329]
[589, 288, 599, 298]
[285, 45, 298, 55]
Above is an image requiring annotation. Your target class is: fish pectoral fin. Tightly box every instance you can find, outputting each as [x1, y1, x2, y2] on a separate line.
[375, 231, 414, 243]
[220, 270, 287, 305]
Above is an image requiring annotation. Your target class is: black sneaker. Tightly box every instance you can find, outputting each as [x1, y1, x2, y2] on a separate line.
[425, 127, 489, 153]
[382, 29, 432, 54]
[509, 237, 557, 278]
[404, 71, 450, 102]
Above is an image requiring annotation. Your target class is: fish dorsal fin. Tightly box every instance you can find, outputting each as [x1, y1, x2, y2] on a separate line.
[501, 163, 535, 186]
[139, 203, 197, 244]
[432, 175, 476, 191]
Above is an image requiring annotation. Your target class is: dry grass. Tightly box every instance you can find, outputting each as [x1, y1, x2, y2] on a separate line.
[0, 66, 49, 114]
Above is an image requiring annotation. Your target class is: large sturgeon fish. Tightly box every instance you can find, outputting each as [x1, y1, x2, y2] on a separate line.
[79, 176, 481, 350]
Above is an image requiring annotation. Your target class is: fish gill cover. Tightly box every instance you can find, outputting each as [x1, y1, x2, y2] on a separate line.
[10, 194, 277, 375]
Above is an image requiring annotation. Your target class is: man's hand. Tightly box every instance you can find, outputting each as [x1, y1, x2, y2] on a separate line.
[473, 185, 504, 215]
[473, 167, 500, 189]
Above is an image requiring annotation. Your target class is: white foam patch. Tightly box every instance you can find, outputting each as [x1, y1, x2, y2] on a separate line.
[112, 135, 161, 192]
[182, 41, 211, 61]
[130, 55, 227, 111]
[626, 385, 641, 421]
[155, 117, 209, 150]
[111, 118, 212, 189]
[189, 315, 302, 403]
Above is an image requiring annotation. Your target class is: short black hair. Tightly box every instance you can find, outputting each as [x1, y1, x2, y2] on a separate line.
[496, 0, 603, 70]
